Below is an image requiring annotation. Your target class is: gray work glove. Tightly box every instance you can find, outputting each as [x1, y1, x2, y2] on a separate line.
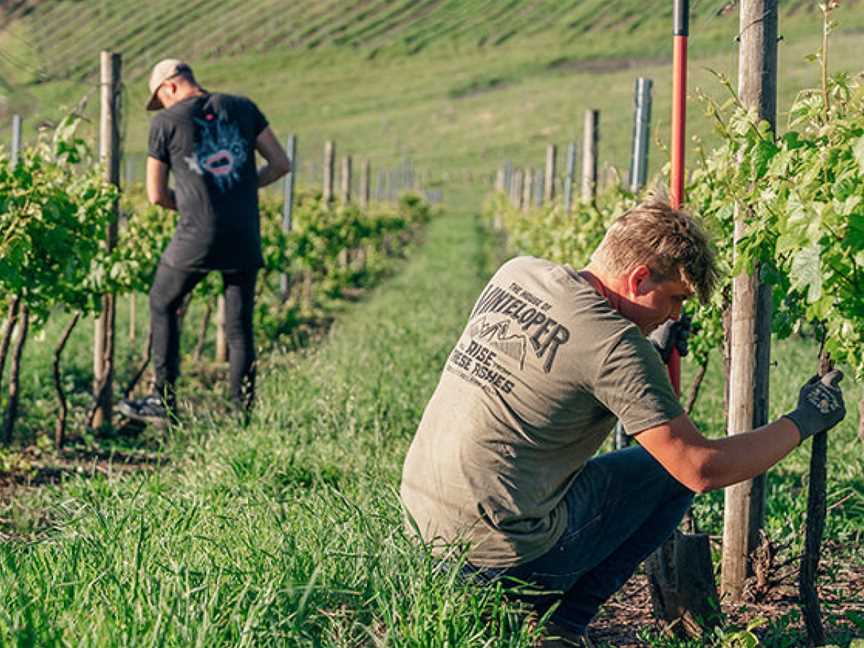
[783, 370, 846, 442]
[649, 313, 691, 363]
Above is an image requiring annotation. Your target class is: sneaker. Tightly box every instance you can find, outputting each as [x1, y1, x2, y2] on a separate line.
[118, 394, 174, 426]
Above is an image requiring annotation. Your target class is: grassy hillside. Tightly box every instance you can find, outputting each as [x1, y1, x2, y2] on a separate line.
[5, 0, 862, 83]
[2, 1, 864, 211]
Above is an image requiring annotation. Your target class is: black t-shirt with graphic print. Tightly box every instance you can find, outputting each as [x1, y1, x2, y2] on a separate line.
[148, 93, 268, 271]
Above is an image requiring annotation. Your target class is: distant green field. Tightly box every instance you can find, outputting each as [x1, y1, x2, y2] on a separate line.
[5, 0, 860, 83]
[2, 1, 864, 212]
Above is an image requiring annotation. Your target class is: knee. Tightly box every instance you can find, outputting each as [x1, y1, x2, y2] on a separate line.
[149, 290, 171, 315]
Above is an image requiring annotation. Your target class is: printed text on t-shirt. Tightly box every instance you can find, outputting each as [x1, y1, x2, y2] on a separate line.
[469, 282, 570, 373]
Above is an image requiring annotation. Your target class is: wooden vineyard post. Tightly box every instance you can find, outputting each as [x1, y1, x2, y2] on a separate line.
[92, 51, 121, 431]
[504, 160, 513, 198]
[581, 110, 599, 203]
[512, 168, 524, 210]
[10, 114, 21, 167]
[721, 0, 777, 602]
[340, 154, 352, 204]
[215, 297, 228, 362]
[339, 155, 352, 268]
[544, 144, 557, 203]
[129, 294, 136, 344]
[563, 142, 577, 213]
[280, 134, 297, 301]
[628, 77, 653, 193]
[360, 159, 370, 209]
[495, 167, 505, 194]
[533, 169, 543, 207]
[323, 140, 335, 204]
[522, 168, 533, 213]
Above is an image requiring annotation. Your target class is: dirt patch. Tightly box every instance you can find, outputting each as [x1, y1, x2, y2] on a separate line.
[448, 74, 511, 99]
[0, 442, 165, 489]
[590, 542, 864, 646]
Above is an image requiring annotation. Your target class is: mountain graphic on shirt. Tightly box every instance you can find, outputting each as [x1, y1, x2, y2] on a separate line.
[469, 317, 527, 370]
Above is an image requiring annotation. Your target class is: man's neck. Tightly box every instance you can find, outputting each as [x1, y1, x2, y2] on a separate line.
[578, 266, 626, 314]
[173, 85, 206, 105]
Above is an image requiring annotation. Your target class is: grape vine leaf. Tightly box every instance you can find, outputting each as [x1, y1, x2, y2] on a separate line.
[789, 243, 822, 303]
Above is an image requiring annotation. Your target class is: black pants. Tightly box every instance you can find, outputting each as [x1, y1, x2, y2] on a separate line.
[149, 262, 258, 407]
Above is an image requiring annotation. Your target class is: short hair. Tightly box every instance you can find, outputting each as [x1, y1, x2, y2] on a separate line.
[173, 63, 198, 86]
[590, 196, 718, 303]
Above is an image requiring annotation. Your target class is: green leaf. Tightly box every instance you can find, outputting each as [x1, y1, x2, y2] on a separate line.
[849, 214, 864, 250]
[789, 243, 823, 303]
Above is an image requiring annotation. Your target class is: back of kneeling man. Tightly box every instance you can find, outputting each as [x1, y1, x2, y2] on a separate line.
[399, 198, 846, 642]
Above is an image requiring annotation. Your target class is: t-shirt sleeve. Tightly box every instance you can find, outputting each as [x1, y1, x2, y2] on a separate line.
[247, 99, 269, 138]
[592, 328, 684, 435]
[147, 116, 171, 164]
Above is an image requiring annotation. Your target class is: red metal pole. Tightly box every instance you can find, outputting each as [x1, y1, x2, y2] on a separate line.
[668, 0, 689, 395]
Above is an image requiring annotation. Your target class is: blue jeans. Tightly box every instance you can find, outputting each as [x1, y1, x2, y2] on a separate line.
[465, 446, 693, 634]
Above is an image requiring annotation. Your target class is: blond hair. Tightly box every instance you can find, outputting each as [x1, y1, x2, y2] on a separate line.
[590, 196, 718, 303]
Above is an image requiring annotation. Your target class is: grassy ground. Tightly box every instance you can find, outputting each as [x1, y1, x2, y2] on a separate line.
[1, 3, 863, 641]
[0, 212, 549, 646]
[2, 211, 862, 646]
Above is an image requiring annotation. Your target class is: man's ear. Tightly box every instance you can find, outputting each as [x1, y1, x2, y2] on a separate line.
[627, 264, 652, 297]
[163, 80, 178, 103]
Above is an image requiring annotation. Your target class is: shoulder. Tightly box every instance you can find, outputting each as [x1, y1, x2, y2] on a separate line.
[148, 110, 171, 129]
[494, 255, 556, 278]
[610, 324, 658, 360]
[211, 93, 260, 112]
[148, 110, 176, 139]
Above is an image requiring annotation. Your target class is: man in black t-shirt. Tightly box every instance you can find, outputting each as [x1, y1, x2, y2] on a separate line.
[119, 59, 291, 425]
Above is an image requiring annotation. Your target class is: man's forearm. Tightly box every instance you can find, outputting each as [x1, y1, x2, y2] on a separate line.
[699, 417, 801, 490]
[258, 162, 290, 188]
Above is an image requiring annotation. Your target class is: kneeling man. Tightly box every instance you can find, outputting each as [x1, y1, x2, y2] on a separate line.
[400, 198, 845, 642]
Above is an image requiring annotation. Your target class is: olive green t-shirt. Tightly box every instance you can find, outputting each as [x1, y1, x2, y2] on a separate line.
[400, 256, 684, 567]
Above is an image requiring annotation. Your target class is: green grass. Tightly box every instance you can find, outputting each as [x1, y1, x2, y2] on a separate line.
[2, 212, 863, 645]
[0, 212, 549, 646]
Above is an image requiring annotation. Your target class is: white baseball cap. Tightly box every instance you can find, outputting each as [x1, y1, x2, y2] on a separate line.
[146, 58, 193, 111]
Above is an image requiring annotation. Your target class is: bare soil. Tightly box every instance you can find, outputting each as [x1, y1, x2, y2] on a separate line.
[591, 543, 864, 646]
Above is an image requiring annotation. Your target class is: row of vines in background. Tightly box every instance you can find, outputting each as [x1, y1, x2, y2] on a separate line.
[486, 64, 864, 422]
[0, 118, 433, 451]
